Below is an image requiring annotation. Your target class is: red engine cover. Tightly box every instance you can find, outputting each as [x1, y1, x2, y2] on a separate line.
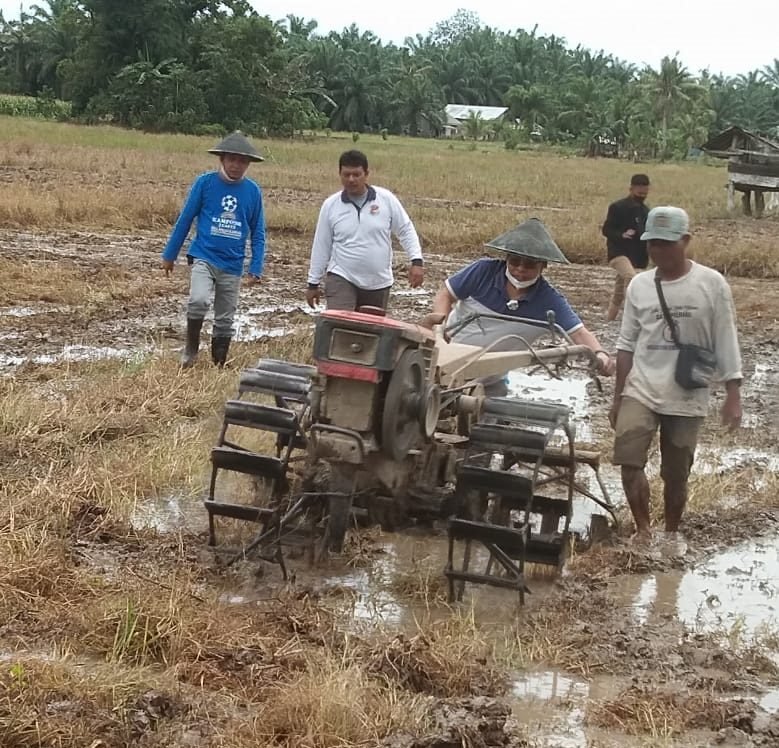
[320, 309, 435, 341]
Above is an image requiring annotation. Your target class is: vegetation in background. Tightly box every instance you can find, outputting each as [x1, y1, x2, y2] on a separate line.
[0, 4, 777, 157]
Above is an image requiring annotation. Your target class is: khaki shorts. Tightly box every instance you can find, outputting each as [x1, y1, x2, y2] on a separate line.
[612, 397, 703, 483]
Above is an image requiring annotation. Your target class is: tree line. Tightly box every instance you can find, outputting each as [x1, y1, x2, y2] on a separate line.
[2, 2, 779, 158]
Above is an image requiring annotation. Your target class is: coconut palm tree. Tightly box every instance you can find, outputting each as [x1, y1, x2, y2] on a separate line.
[762, 58, 779, 88]
[642, 55, 701, 159]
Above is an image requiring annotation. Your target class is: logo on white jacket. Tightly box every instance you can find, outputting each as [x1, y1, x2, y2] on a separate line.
[221, 195, 238, 213]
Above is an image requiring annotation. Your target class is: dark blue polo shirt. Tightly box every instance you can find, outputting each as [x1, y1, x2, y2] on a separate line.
[445, 258, 582, 333]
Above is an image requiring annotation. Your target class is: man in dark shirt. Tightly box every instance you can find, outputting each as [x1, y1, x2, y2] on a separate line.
[601, 174, 650, 321]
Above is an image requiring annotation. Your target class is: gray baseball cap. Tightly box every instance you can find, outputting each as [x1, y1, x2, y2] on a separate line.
[641, 206, 690, 241]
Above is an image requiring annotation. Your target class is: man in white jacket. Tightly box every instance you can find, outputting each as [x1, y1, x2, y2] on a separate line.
[610, 206, 743, 543]
[305, 150, 424, 311]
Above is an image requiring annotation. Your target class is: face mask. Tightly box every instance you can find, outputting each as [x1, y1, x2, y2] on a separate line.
[506, 267, 539, 290]
[219, 165, 240, 183]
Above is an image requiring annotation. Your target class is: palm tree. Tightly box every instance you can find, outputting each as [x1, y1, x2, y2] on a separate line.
[391, 60, 442, 135]
[504, 83, 547, 130]
[642, 55, 701, 159]
[462, 110, 487, 140]
[762, 58, 779, 88]
[434, 50, 478, 103]
[29, 0, 81, 96]
[285, 14, 317, 39]
[0, 15, 38, 93]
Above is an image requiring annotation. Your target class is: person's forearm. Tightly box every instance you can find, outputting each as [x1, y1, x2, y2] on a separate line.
[614, 350, 634, 399]
[248, 204, 266, 276]
[432, 286, 454, 317]
[725, 379, 742, 397]
[397, 221, 423, 262]
[570, 327, 601, 352]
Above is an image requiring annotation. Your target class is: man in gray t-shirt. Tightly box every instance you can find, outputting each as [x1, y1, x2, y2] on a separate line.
[610, 206, 742, 544]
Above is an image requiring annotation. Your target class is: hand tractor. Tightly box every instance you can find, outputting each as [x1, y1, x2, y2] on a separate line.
[204, 306, 616, 603]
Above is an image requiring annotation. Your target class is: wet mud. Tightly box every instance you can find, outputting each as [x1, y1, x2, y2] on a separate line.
[5, 228, 779, 746]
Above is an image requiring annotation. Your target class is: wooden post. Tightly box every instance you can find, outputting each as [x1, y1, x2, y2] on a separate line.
[742, 190, 752, 216]
[727, 181, 736, 211]
[755, 190, 765, 218]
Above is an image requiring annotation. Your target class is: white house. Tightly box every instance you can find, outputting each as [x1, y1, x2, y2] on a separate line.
[442, 104, 509, 138]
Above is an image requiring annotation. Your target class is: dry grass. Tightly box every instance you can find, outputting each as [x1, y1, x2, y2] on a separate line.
[0, 341, 515, 744]
[363, 615, 508, 698]
[386, 554, 449, 605]
[586, 684, 745, 737]
[0, 658, 186, 748]
[3, 116, 779, 746]
[1, 116, 778, 275]
[260, 654, 431, 747]
[0, 257, 173, 309]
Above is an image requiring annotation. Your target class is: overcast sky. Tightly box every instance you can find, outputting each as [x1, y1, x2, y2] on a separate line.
[3, 0, 776, 78]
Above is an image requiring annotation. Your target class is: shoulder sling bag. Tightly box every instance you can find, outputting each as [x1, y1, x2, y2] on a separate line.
[654, 272, 716, 390]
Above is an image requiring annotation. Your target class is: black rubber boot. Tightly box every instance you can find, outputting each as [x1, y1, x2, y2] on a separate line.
[211, 336, 231, 367]
[180, 317, 203, 369]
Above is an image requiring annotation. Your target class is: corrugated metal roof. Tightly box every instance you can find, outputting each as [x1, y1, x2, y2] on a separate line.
[444, 104, 509, 122]
[701, 126, 779, 156]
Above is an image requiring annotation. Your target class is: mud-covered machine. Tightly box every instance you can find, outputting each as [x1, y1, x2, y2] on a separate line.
[205, 308, 616, 602]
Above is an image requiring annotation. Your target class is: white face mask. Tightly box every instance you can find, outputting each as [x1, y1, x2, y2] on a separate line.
[219, 165, 240, 183]
[505, 266, 539, 290]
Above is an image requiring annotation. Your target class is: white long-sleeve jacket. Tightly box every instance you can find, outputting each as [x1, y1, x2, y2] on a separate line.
[307, 185, 423, 290]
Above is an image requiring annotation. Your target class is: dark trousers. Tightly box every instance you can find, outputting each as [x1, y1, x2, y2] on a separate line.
[324, 272, 391, 312]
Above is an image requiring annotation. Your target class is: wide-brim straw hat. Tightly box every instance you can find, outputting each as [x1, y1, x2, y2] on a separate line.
[485, 218, 570, 264]
[208, 131, 264, 162]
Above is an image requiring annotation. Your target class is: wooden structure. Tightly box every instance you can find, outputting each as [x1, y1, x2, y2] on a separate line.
[701, 126, 779, 217]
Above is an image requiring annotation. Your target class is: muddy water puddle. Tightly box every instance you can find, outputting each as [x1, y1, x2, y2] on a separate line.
[232, 303, 315, 343]
[0, 343, 145, 369]
[507, 369, 599, 444]
[510, 670, 647, 748]
[0, 304, 71, 317]
[130, 492, 207, 534]
[613, 533, 779, 644]
[506, 368, 623, 533]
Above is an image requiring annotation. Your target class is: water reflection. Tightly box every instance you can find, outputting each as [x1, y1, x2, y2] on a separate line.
[130, 492, 206, 533]
[615, 534, 779, 640]
[677, 535, 779, 636]
[507, 370, 594, 442]
[510, 670, 625, 748]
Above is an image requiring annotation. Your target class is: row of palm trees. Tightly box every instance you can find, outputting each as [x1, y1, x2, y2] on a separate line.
[1, 2, 778, 154]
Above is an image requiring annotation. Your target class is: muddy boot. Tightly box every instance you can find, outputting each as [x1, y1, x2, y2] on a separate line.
[211, 336, 231, 367]
[180, 317, 203, 369]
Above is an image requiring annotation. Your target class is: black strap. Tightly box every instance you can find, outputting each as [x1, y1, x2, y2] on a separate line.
[654, 272, 681, 349]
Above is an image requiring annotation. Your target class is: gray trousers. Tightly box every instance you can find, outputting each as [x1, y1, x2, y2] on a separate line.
[187, 260, 241, 338]
[325, 272, 391, 311]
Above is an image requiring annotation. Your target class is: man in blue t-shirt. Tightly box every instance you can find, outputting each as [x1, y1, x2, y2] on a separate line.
[161, 131, 266, 368]
[426, 218, 614, 395]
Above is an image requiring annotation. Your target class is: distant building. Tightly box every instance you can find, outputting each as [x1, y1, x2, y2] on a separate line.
[701, 126, 779, 217]
[442, 104, 510, 138]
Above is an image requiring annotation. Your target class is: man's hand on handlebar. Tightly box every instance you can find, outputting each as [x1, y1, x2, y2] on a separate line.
[594, 350, 615, 377]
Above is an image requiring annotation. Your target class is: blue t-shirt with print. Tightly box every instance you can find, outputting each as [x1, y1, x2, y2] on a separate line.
[162, 171, 266, 277]
[446, 258, 582, 333]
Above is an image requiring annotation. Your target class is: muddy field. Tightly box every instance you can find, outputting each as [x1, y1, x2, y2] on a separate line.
[3, 221, 779, 748]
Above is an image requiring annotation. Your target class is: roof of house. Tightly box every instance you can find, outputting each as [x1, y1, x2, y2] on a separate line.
[444, 104, 509, 122]
[701, 126, 779, 157]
